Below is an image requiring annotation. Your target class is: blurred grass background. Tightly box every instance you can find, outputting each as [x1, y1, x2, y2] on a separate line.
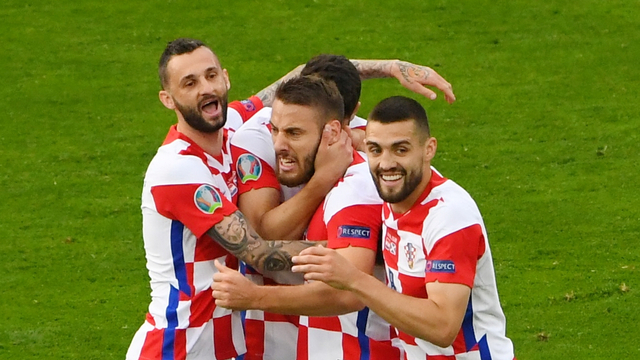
[1, 0, 638, 358]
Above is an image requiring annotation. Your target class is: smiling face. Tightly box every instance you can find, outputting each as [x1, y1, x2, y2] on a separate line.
[270, 99, 324, 187]
[159, 46, 230, 133]
[365, 119, 437, 213]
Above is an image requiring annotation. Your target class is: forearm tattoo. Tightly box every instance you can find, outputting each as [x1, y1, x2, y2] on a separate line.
[351, 60, 393, 80]
[256, 80, 281, 107]
[207, 210, 318, 273]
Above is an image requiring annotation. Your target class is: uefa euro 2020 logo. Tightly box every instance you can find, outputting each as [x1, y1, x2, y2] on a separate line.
[194, 185, 222, 214]
[237, 153, 262, 184]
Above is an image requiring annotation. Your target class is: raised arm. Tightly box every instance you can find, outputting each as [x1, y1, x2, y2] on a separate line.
[256, 59, 455, 107]
[207, 209, 324, 284]
[255, 64, 305, 107]
[350, 59, 455, 103]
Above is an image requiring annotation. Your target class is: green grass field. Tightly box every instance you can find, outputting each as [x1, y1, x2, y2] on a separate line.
[1, 0, 638, 358]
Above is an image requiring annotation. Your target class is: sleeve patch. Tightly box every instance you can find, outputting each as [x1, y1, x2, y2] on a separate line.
[236, 153, 262, 183]
[337, 225, 371, 239]
[194, 185, 223, 214]
[426, 260, 456, 274]
[240, 99, 256, 112]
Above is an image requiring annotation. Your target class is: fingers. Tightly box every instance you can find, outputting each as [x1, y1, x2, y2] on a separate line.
[214, 259, 232, 273]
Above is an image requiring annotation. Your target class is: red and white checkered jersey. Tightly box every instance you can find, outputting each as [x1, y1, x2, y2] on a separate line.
[298, 151, 403, 360]
[127, 99, 262, 360]
[230, 110, 372, 360]
[381, 168, 515, 360]
[229, 107, 302, 360]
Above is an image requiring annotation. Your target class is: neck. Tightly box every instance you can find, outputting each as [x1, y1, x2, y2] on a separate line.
[176, 121, 223, 156]
[389, 166, 432, 214]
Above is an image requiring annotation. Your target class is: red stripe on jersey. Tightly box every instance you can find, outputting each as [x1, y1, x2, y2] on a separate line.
[213, 314, 239, 359]
[145, 312, 156, 326]
[244, 318, 265, 360]
[138, 327, 163, 359]
[305, 204, 327, 241]
[228, 96, 264, 123]
[425, 224, 485, 288]
[230, 145, 280, 195]
[342, 334, 361, 360]
[189, 289, 216, 327]
[306, 316, 342, 332]
[451, 326, 468, 354]
[398, 271, 428, 298]
[297, 324, 309, 360]
[173, 329, 187, 360]
[326, 204, 382, 250]
[369, 339, 402, 360]
[151, 183, 238, 239]
[195, 234, 230, 262]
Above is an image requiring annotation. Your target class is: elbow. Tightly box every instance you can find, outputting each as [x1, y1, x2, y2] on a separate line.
[428, 325, 459, 348]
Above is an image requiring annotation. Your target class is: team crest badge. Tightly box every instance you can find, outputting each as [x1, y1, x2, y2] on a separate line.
[194, 185, 222, 214]
[404, 243, 417, 269]
[237, 154, 262, 183]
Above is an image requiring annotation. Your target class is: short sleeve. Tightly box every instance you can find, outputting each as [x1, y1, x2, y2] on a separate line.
[231, 145, 280, 195]
[424, 224, 485, 288]
[228, 96, 264, 123]
[151, 183, 238, 238]
[326, 204, 382, 250]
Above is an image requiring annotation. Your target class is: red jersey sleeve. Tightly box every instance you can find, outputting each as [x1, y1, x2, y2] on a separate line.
[326, 204, 382, 250]
[228, 96, 264, 123]
[151, 183, 238, 238]
[424, 224, 486, 288]
[231, 145, 280, 195]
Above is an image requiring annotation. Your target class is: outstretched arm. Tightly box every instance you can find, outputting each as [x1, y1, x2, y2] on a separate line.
[255, 64, 305, 107]
[207, 209, 324, 284]
[351, 59, 455, 103]
[256, 59, 455, 107]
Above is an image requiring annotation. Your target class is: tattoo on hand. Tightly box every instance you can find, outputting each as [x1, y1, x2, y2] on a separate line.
[398, 61, 430, 83]
[208, 211, 318, 274]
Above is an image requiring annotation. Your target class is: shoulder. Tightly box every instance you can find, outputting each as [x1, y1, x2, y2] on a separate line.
[323, 157, 382, 218]
[145, 140, 215, 187]
[421, 179, 485, 243]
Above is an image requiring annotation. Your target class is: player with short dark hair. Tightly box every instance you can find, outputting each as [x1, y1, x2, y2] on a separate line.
[214, 76, 403, 360]
[291, 96, 516, 360]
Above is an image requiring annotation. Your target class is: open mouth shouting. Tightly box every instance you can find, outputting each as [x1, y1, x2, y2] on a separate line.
[199, 96, 222, 119]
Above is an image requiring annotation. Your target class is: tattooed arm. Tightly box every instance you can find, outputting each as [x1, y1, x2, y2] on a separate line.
[207, 209, 324, 284]
[255, 64, 305, 107]
[256, 59, 455, 107]
[351, 59, 456, 103]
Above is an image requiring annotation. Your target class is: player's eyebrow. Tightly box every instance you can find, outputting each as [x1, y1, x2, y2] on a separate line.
[179, 66, 219, 84]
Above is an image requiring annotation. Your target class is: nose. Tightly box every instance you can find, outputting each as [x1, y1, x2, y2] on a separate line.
[198, 75, 215, 95]
[272, 132, 289, 154]
[377, 150, 397, 170]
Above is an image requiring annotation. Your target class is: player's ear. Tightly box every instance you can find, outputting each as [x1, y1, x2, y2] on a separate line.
[223, 69, 230, 91]
[326, 119, 342, 142]
[424, 136, 437, 162]
[159, 90, 175, 110]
